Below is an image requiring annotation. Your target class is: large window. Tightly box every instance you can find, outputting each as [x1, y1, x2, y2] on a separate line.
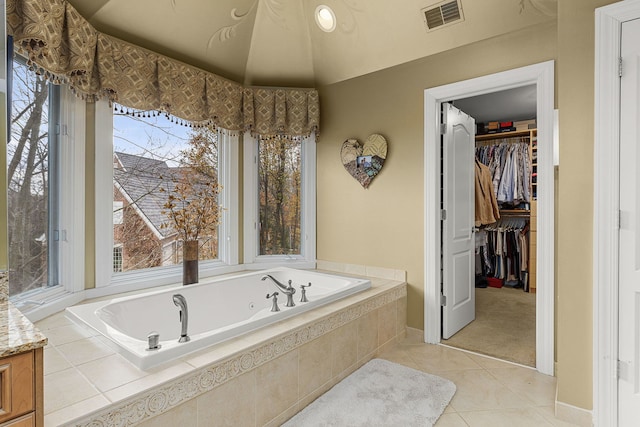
[112, 107, 221, 273]
[95, 102, 238, 289]
[244, 134, 316, 267]
[7, 58, 60, 297]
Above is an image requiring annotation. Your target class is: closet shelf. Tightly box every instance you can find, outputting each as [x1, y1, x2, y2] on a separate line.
[475, 129, 533, 141]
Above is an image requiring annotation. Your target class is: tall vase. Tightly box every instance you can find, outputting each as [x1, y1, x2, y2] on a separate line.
[183, 240, 199, 285]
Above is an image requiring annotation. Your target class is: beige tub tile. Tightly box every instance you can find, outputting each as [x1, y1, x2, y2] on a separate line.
[299, 333, 332, 397]
[365, 265, 397, 280]
[197, 370, 256, 427]
[357, 309, 378, 360]
[330, 321, 357, 377]
[56, 336, 115, 366]
[44, 347, 71, 375]
[256, 350, 299, 426]
[36, 311, 74, 331]
[44, 367, 100, 414]
[105, 362, 194, 403]
[77, 353, 148, 392]
[42, 323, 95, 346]
[396, 295, 407, 337]
[264, 403, 300, 427]
[44, 395, 111, 427]
[378, 301, 396, 346]
[137, 399, 198, 427]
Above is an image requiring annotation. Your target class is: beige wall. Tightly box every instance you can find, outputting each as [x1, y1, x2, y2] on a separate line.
[555, 0, 617, 410]
[317, 21, 557, 331]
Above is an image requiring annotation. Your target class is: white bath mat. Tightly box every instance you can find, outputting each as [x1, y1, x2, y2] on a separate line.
[283, 358, 456, 427]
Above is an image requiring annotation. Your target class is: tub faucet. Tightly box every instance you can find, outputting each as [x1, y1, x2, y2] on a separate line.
[261, 274, 296, 307]
[172, 294, 190, 343]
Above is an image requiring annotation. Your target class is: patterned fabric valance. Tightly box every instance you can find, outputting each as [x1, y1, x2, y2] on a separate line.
[6, 0, 319, 138]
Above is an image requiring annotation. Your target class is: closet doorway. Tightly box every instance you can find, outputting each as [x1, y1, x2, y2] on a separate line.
[423, 61, 555, 376]
[443, 88, 537, 367]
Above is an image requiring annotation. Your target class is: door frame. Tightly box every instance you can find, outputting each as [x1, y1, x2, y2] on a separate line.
[423, 61, 555, 376]
[594, 2, 640, 425]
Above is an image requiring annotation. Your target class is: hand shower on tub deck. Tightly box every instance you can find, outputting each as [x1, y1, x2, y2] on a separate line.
[172, 294, 190, 343]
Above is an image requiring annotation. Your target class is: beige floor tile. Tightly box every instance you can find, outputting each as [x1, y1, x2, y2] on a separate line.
[458, 407, 554, 426]
[438, 369, 532, 412]
[56, 336, 115, 365]
[408, 344, 482, 372]
[378, 345, 421, 370]
[44, 367, 100, 414]
[466, 352, 524, 370]
[487, 366, 557, 407]
[435, 412, 471, 426]
[44, 346, 72, 375]
[76, 353, 148, 392]
[44, 395, 110, 427]
[535, 406, 582, 426]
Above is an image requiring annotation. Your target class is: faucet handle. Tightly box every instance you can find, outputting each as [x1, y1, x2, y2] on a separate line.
[266, 292, 280, 312]
[300, 282, 311, 303]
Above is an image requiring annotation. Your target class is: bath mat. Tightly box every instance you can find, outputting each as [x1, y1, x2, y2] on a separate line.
[282, 358, 456, 427]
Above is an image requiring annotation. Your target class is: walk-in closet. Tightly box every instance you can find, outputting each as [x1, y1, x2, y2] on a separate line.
[442, 86, 538, 367]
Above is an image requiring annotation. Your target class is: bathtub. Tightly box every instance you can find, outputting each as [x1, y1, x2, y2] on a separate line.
[66, 268, 371, 369]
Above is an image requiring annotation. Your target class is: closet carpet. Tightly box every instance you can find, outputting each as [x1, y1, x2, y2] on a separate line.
[443, 287, 536, 367]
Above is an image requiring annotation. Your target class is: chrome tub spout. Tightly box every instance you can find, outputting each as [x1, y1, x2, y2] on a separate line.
[261, 274, 296, 307]
[172, 294, 190, 343]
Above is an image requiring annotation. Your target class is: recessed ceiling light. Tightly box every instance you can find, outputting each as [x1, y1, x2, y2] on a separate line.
[315, 5, 336, 32]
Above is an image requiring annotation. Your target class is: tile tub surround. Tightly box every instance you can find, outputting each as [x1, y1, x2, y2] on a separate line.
[37, 276, 407, 426]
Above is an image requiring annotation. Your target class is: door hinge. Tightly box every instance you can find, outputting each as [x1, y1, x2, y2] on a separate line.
[440, 294, 447, 306]
[619, 57, 623, 78]
[441, 209, 447, 220]
[440, 123, 447, 134]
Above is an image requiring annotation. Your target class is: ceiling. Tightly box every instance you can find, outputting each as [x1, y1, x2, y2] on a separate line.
[454, 85, 537, 124]
[65, 0, 556, 87]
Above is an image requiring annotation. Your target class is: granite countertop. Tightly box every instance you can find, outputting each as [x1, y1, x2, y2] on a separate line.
[0, 300, 48, 358]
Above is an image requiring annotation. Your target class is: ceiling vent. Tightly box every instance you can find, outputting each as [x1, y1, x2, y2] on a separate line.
[421, 0, 464, 31]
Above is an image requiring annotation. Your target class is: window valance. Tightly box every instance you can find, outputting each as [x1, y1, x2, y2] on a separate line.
[6, 0, 319, 138]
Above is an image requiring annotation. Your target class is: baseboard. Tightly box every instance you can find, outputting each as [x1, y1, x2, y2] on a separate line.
[555, 400, 593, 427]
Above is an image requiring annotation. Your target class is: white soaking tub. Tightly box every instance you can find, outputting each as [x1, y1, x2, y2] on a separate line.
[66, 268, 370, 369]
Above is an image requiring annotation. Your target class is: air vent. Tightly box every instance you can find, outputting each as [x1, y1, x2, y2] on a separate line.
[421, 0, 464, 31]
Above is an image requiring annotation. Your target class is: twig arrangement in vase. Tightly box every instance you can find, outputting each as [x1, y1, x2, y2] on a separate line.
[160, 132, 222, 285]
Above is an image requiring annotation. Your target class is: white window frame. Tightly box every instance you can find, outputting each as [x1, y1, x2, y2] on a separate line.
[94, 101, 239, 293]
[12, 85, 86, 318]
[242, 132, 316, 269]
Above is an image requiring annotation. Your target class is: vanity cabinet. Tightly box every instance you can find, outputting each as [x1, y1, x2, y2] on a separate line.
[0, 349, 43, 427]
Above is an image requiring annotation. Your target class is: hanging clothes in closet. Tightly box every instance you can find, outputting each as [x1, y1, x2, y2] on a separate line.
[477, 218, 530, 291]
[475, 158, 500, 227]
[475, 138, 531, 208]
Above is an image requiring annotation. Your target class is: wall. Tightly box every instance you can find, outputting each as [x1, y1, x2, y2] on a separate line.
[317, 21, 557, 330]
[555, 0, 617, 411]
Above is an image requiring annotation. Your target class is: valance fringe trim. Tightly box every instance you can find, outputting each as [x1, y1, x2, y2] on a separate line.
[7, 0, 320, 139]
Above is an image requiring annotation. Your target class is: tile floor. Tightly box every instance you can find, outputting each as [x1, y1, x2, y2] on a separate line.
[37, 310, 579, 427]
[378, 333, 580, 427]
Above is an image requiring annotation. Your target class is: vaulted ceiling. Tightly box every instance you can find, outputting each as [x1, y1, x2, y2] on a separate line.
[65, 0, 556, 87]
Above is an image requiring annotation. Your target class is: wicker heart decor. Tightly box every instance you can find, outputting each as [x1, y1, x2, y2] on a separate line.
[340, 134, 388, 189]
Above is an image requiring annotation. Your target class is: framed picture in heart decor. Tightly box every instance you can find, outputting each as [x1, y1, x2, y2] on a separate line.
[340, 134, 388, 188]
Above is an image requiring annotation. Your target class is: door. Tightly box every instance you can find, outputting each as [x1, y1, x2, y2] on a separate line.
[619, 17, 640, 426]
[442, 103, 476, 339]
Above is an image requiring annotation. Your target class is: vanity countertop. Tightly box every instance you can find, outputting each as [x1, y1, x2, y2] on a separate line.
[0, 299, 48, 358]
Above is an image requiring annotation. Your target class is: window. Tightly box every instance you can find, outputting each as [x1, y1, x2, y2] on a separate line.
[7, 58, 60, 297]
[7, 54, 85, 306]
[95, 102, 238, 289]
[244, 134, 316, 267]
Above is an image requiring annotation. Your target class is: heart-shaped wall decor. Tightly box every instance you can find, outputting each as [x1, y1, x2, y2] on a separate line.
[340, 134, 388, 189]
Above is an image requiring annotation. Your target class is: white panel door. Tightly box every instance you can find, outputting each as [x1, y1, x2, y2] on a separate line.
[442, 102, 475, 339]
[619, 17, 640, 426]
